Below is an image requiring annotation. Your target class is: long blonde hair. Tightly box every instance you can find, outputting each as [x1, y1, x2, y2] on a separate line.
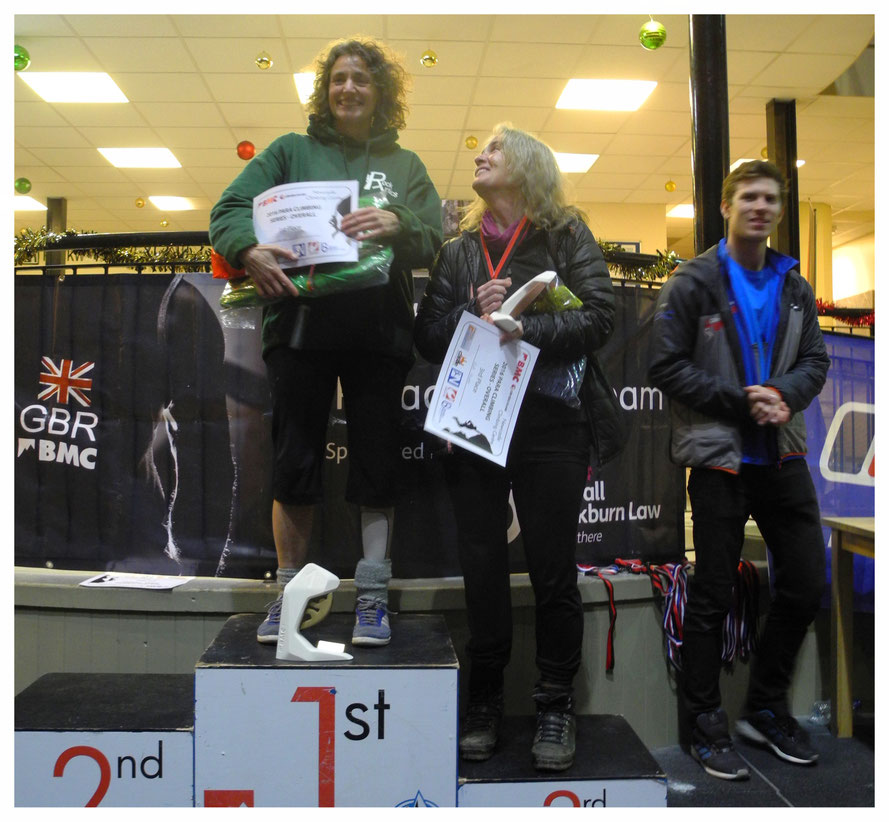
[460, 123, 586, 231]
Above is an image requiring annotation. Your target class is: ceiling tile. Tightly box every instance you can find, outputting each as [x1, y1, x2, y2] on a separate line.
[478, 42, 585, 79]
[83, 36, 197, 73]
[215, 102, 305, 130]
[489, 14, 597, 44]
[136, 102, 229, 128]
[12, 36, 103, 72]
[64, 14, 180, 37]
[115, 73, 214, 104]
[388, 14, 494, 42]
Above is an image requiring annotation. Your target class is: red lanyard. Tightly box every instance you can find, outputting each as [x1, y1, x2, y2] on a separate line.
[479, 215, 529, 280]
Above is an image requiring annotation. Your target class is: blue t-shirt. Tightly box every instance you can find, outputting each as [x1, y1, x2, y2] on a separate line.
[718, 239, 797, 464]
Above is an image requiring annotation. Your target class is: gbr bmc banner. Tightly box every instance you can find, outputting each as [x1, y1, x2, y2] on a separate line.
[14, 272, 690, 579]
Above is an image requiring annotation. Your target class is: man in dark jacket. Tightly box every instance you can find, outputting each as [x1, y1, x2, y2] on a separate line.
[649, 161, 830, 780]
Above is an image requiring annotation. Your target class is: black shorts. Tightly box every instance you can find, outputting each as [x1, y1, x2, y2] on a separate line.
[264, 347, 409, 507]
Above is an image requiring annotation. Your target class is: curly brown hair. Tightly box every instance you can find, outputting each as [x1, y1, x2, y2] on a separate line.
[307, 37, 409, 133]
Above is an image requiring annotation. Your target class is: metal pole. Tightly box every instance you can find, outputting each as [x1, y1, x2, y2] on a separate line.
[766, 99, 801, 260]
[688, 15, 730, 254]
[45, 197, 68, 271]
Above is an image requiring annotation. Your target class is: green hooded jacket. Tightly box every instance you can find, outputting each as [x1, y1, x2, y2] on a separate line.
[209, 116, 443, 361]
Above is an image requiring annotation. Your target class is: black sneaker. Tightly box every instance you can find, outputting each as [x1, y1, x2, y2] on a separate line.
[459, 695, 503, 761]
[690, 709, 750, 780]
[736, 709, 819, 765]
[532, 709, 576, 771]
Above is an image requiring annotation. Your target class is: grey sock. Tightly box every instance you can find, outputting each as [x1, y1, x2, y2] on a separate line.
[276, 566, 298, 591]
[354, 558, 392, 606]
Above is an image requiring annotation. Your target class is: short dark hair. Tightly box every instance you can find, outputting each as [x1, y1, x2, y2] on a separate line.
[721, 160, 788, 206]
[308, 37, 409, 133]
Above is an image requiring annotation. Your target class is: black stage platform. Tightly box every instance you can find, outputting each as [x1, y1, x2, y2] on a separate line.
[15, 672, 195, 731]
[652, 719, 875, 807]
[460, 714, 664, 784]
[196, 612, 459, 669]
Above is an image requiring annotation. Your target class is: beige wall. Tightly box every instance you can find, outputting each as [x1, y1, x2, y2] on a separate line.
[578, 202, 668, 256]
[832, 234, 875, 304]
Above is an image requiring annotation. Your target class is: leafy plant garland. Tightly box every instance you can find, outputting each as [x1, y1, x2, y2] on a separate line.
[14, 227, 212, 272]
[15, 227, 679, 281]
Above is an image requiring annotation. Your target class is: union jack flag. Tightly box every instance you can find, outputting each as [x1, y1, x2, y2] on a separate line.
[38, 356, 95, 406]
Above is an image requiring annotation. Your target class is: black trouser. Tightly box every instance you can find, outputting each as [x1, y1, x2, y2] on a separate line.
[444, 397, 591, 701]
[682, 459, 826, 718]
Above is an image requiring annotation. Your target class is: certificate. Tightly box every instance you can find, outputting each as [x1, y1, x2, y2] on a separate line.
[253, 180, 359, 268]
[424, 312, 539, 466]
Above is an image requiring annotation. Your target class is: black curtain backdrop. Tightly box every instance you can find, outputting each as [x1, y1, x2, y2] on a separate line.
[14, 273, 685, 579]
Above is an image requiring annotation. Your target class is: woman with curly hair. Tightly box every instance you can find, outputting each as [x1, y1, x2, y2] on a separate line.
[415, 124, 623, 771]
[211, 37, 442, 648]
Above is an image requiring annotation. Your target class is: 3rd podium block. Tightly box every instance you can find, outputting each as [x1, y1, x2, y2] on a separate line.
[194, 613, 459, 807]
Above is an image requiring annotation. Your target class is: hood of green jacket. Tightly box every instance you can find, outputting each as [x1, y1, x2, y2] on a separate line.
[306, 114, 399, 152]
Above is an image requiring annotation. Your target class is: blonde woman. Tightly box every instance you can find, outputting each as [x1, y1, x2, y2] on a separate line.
[415, 124, 623, 770]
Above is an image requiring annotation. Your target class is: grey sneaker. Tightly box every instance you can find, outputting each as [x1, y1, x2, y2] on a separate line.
[256, 596, 283, 644]
[690, 709, 750, 780]
[736, 710, 819, 765]
[459, 695, 504, 761]
[351, 597, 391, 646]
[532, 708, 576, 771]
[256, 592, 333, 644]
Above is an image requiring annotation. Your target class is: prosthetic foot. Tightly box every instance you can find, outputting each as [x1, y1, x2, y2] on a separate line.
[276, 563, 352, 662]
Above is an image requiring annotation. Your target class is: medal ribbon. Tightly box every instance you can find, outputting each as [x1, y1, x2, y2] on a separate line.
[479, 215, 529, 280]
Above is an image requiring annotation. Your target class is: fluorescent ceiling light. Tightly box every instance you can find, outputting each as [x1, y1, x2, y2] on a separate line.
[667, 204, 695, 219]
[148, 196, 194, 211]
[294, 72, 315, 104]
[14, 196, 47, 212]
[18, 72, 128, 103]
[554, 152, 599, 173]
[98, 147, 181, 168]
[556, 79, 657, 112]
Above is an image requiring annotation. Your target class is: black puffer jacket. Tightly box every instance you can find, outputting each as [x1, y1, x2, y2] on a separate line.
[414, 218, 625, 467]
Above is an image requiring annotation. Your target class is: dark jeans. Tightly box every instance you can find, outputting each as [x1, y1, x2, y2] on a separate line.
[682, 459, 826, 718]
[444, 397, 591, 700]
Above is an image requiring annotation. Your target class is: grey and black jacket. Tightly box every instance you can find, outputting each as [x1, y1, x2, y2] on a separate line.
[648, 244, 830, 472]
[414, 218, 625, 468]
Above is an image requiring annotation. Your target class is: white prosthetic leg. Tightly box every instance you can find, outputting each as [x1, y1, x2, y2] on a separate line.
[276, 563, 353, 662]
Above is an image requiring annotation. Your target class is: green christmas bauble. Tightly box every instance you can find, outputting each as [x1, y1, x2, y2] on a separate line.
[15, 44, 31, 71]
[15, 177, 32, 194]
[639, 20, 667, 50]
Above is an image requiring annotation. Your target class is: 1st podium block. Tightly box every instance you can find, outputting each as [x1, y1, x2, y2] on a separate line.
[194, 613, 459, 807]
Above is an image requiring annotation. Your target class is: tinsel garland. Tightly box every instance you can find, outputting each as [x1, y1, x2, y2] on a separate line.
[14, 227, 212, 272]
[816, 298, 874, 327]
[15, 227, 679, 283]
